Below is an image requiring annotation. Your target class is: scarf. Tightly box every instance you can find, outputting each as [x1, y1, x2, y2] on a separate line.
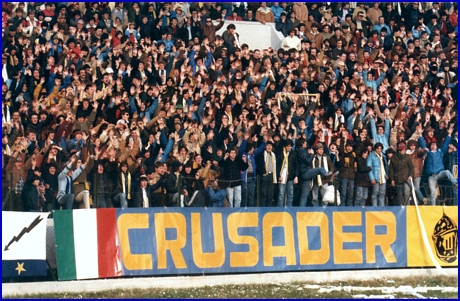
[334, 114, 344, 131]
[186, 190, 200, 206]
[142, 188, 149, 208]
[264, 151, 277, 184]
[376, 152, 386, 184]
[344, 151, 358, 171]
[312, 155, 328, 186]
[280, 148, 289, 184]
[121, 172, 131, 199]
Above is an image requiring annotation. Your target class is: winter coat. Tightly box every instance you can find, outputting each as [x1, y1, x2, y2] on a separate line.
[367, 151, 388, 183]
[219, 156, 248, 188]
[276, 149, 299, 182]
[419, 135, 451, 176]
[355, 156, 372, 186]
[389, 152, 414, 184]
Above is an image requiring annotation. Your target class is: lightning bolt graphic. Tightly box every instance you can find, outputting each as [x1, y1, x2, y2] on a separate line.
[4, 215, 44, 251]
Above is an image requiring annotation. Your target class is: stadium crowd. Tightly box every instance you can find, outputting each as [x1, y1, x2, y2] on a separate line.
[1, 2, 458, 212]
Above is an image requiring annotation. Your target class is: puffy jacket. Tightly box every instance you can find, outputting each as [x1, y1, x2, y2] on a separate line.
[419, 135, 451, 176]
[367, 151, 388, 183]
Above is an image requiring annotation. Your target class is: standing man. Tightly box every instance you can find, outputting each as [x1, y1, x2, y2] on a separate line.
[311, 143, 335, 206]
[419, 125, 457, 206]
[56, 156, 81, 210]
[219, 148, 248, 207]
[256, 140, 278, 207]
[72, 155, 94, 209]
[296, 138, 336, 207]
[339, 140, 357, 206]
[276, 139, 298, 207]
[389, 141, 420, 206]
[367, 143, 388, 206]
[239, 132, 266, 207]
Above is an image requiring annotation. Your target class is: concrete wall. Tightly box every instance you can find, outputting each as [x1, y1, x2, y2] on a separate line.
[215, 21, 284, 50]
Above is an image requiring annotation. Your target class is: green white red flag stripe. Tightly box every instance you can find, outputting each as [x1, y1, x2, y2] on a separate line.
[54, 209, 121, 280]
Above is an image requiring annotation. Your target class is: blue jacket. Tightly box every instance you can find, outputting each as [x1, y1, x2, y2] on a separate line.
[370, 117, 390, 152]
[367, 151, 388, 182]
[271, 5, 284, 22]
[373, 23, 391, 36]
[419, 135, 451, 175]
[206, 187, 226, 206]
[238, 140, 266, 182]
[363, 70, 386, 91]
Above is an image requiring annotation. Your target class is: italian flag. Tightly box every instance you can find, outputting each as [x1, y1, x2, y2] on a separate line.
[54, 209, 122, 280]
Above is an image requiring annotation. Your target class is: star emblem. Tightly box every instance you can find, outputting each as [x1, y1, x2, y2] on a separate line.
[15, 262, 26, 275]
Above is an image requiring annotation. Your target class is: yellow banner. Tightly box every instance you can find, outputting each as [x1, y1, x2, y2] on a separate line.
[407, 207, 458, 267]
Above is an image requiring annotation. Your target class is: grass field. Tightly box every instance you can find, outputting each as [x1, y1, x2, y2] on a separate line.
[4, 275, 457, 299]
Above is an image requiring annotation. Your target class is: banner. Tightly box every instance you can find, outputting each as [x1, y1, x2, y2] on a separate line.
[2, 212, 50, 277]
[55, 206, 460, 281]
[407, 206, 458, 267]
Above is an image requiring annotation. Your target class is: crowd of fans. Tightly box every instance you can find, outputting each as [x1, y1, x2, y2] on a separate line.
[1, 2, 458, 212]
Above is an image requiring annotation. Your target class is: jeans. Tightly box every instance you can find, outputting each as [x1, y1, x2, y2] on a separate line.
[260, 174, 275, 207]
[242, 176, 256, 207]
[371, 183, 386, 206]
[277, 180, 294, 207]
[226, 186, 242, 207]
[355, 186, 368, 207]
[114, 192, 128, 209]
[428, 171, 457, 206]
[298, 180, 311, 207]
[404, 178, 425, 205]
[302, 167, 328, 180]
[57, 193, 74, 210]
[312, 183, 329, 206]
[339, 178, 354, 206]
[74, 190, 90, 209]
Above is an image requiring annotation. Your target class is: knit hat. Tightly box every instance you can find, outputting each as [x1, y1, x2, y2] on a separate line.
[397, 141, 406, 151]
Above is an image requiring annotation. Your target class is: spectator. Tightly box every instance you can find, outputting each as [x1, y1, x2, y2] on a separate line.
[219, 148, 248, 207]
[419, 125, 457, 205]
[270, 2, 284, 23]
[281, 29, 301, 51]
[276, 139, 298, 207]
[243, 10, 256, 22]
[355, 148, 372, 206]
[292, 2, 308, 25]
[275, 13, 293, 37]
[1, 2, 457, 212]
[255, 2, 274, 25]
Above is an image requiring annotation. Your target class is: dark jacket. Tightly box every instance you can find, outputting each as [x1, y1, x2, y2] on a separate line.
[389, 152, 414, 184]
[132, 176, 168, 208]
[355, 156, 372, 186]
[311, 154, 334, 185]
[185, 190, 207, 207]
[296, 148, 314, 181]
[219, 156, 248, 188]
[22, 182, 40, 212]
[339, 149, 357, 181]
